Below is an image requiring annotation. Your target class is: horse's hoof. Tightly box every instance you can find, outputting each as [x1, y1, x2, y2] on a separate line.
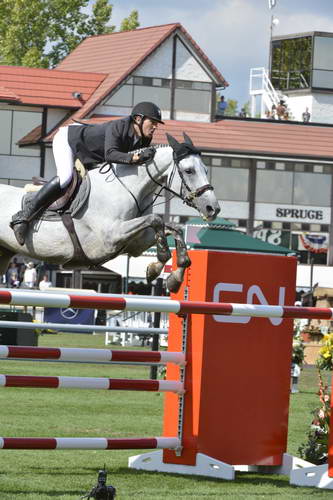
[166, 273, 182, 294]
[146, 261, 164, 283]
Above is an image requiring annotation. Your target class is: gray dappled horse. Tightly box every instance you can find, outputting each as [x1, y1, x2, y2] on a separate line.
[0, 133, 220, 292]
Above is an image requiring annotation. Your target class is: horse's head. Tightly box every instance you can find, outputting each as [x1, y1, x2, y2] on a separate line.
[166, 133, 220, 221]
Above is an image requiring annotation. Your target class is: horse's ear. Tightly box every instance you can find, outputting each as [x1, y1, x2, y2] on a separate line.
[183, 132, 194, 146]
[166, 133, 180, 150]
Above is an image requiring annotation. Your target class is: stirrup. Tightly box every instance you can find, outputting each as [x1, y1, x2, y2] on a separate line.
[10, 211, 28, 229]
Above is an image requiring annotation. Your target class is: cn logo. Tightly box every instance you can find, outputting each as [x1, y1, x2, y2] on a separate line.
[212, 283, 286, 326]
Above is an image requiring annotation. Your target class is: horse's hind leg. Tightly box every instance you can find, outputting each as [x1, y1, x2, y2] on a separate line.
[164, 224, 191, 293]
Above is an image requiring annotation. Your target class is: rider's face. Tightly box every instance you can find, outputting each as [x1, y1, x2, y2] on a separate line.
[135, 117, 159, 139]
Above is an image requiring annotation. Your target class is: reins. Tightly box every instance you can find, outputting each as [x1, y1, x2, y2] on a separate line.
[99, 145, 214, 215]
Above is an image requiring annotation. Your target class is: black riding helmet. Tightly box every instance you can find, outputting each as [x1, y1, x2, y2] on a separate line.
[131, 102, 165, 124]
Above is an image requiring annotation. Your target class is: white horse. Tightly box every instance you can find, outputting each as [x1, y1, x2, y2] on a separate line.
[0, 133, 220, 292]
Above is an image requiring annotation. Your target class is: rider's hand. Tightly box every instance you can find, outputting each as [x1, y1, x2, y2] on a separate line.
[131, 147, 156, 165]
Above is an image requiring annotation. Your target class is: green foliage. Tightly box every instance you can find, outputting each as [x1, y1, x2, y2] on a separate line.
[224, 99, 238, 116]
[120, 9, 139, 31]
[0, 0, 139, 68]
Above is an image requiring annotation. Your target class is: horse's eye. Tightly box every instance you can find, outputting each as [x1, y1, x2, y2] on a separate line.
[185, 168, 193, 175]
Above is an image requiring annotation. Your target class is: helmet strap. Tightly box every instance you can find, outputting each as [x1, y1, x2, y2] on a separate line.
[133, 115, 148, 144]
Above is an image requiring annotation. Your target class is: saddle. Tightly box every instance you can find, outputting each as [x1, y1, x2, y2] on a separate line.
[23, 161, 90, 221]
[22, 161, 91, 265]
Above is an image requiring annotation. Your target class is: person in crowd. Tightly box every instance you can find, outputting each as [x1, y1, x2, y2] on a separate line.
[10, 101, 164, 246]
[39, 273, 52, 291]
[238, 107, 247, 118]
[6, 260, 21, 288]
[302, 107, 311, 123]
[23, 261, 37, 288]
[216, 95, 228, 118]
[276, 100, 287, 120]
[271, 104, 277, 119]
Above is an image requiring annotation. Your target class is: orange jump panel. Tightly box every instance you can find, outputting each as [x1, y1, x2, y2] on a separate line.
[163, 250, 297, 466]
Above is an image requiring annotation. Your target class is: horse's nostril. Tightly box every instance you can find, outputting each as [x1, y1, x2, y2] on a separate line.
[206, 205, 214, 214]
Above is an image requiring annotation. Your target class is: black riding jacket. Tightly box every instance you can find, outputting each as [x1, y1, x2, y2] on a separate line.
[67, 116, 152, 168]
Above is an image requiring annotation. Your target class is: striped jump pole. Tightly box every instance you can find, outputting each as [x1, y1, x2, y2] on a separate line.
[0, 374, 184, 393]
[0, 437, 180, 450]
[0, 320, 168, 336]
[0, 289, 332, 318]
[0, 346, 185, 365]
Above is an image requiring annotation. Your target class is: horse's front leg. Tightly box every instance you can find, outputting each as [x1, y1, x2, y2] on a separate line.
[164, 223, 191, 293]
[110, 214, 171, 285]
[145, 216, 172, 284]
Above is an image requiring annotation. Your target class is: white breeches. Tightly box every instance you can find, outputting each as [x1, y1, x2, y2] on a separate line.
[52, 126, 75, 189]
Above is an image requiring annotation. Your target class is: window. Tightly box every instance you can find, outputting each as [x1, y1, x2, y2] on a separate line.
[271, 36, 312, 91]
[211, 167, 249, 201]
[0, 110, 12, 154]
[133, 86, 171, 109]
[256, 170, 293, 203]
[12, 111, 41, 156]
[105, 85, 133, 106]
[294, 172, 331, 206]
[174, 88, 211, 113]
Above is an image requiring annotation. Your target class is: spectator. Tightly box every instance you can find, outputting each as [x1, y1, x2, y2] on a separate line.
[271, 104, 277, 119]
[216, 95, 228, 118]
[23, 261, 37, 289]
[239, 107, 247, 118]
[6, 261, 20, 288]
[39, 273, 52, 291]
[276, 100, 287, 120]
[302, 107, 311, 123]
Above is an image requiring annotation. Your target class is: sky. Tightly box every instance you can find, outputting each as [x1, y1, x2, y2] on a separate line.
[104, 0, 333, 108]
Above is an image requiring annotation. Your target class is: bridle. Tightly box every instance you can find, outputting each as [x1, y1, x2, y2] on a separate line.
[100, 146, 214, 215]
[146, 151, 214, 209]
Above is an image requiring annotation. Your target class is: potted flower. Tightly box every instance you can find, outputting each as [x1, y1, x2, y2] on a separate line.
[317, 333, 333, 372]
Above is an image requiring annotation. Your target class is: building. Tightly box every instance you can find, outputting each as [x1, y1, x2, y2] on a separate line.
[1, 22, 333, 288]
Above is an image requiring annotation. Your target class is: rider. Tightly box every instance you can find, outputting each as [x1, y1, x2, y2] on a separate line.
[10, 101, 164, 245]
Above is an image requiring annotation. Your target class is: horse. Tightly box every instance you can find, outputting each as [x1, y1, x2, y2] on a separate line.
[0, 133, 220, 292]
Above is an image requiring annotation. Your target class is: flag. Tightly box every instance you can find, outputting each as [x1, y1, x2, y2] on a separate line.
[299, 234, 328, 254]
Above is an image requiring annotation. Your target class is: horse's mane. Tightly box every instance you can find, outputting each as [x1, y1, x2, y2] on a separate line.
[129, 143, 170, 155]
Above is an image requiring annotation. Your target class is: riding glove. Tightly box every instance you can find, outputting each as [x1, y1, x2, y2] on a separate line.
[133, 147, 156, 165]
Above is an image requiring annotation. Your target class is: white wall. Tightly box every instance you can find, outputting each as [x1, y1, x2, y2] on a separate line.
[136, 37, 173, 79]
[286, 92, 333, 123]
[297, 264, 333, 289]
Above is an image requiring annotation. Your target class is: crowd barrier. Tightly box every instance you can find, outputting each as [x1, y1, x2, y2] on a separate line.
[0, 249, 332, 490]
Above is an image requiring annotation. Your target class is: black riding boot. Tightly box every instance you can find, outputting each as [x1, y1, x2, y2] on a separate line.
[10, 176, 63, 246]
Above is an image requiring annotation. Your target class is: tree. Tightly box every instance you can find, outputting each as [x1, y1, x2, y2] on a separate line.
[0, 0, 140, 68]
[224, 99, 238, 117]
[120, 10, 139, 32]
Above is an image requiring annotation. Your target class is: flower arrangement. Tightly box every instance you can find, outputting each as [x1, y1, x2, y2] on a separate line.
[298, 370, 331, 465]
[316, 333, 333, 371]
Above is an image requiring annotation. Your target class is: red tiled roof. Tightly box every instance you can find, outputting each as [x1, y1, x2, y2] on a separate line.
[0, 66, 106, 108]
[0, 85, 21, 102]
[57, 23, 228, 120]
[43, 115, 333, 162]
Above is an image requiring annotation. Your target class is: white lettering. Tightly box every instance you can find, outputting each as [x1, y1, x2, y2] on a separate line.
[213, 282, 286, 325]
